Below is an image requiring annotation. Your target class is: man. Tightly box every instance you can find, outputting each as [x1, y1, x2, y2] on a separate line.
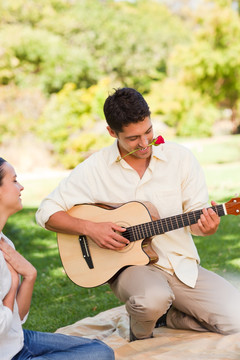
[36, 87, 240, 341]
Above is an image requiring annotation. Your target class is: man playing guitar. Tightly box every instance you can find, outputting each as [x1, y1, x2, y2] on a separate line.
[36, 88, 240, 341]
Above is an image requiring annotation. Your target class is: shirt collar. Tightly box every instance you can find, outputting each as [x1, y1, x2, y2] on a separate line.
[152, 143, 167, 161]
[107, 140, 122, 165]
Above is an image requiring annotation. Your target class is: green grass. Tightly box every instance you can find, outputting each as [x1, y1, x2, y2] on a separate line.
[3, 135, 240, 332]
[176, 134, 240, 165]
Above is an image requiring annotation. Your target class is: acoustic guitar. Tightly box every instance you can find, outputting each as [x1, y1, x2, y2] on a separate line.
[57, 197, 240, 288]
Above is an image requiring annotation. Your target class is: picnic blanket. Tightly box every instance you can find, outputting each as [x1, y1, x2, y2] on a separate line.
[56, 304, 240, 359]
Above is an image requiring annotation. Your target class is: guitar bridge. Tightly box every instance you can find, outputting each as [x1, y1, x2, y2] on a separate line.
[79, 235, 94, 269]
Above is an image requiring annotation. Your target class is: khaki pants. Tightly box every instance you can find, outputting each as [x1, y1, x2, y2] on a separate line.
[109, 265, 240, 339]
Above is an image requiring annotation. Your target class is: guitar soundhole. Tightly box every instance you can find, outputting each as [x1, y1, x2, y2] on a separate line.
[115, 221, 134, 253]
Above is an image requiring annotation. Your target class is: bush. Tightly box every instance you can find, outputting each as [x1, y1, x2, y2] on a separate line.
[0, 25, 98, 93]
[146, 79, 220, 137]
[39, 79, 114, 168]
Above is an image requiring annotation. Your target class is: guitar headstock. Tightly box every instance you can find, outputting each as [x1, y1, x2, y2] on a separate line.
[225, 197, 240, 216]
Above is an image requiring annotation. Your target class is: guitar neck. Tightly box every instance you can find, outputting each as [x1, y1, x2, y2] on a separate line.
[124, 204, 226, 242]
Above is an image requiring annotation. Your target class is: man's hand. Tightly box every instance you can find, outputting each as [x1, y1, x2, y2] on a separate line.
[84, 221, 129, 250]
[190, 201, 220, 236]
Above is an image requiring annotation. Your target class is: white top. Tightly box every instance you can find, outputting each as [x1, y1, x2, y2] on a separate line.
[36, 141, 209, 288]
[0, 233, 24, 360]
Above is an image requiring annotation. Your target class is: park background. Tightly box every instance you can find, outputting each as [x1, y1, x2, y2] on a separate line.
[0, 0, 240, 332]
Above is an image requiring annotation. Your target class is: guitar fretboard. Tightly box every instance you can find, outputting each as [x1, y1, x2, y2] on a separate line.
[124, 204, 225, 242]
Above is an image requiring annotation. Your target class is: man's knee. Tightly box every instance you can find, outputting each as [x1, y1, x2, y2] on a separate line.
[126, 289, 173, 321]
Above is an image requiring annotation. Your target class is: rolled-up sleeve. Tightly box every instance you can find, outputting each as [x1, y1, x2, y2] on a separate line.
[36, 160, 96, 229]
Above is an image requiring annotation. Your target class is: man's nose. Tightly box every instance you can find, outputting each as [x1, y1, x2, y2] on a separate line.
[139, 136, 148, 148]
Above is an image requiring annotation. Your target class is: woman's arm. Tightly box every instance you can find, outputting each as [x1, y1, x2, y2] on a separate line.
[0, 239, 37, 320]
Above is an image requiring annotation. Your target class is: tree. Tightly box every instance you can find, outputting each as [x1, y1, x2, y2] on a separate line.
[0, 0, 189, 94]
[169, 0, 240, 133]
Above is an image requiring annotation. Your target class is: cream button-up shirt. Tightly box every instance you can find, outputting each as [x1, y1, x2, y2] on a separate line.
[36, 141, 209, 288]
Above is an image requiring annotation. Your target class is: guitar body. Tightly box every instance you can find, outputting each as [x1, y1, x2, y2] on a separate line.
[57, 201, 159, 288]
[57, 197, 240, 288]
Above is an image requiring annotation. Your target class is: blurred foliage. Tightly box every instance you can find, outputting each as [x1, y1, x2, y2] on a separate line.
[169, 0, 240, 132]
[0, 0, 187, 93]
[0, 85, 45, 143]
[146, 79, 220, 137]
[38, 78, 113, 168]
[0, 0, 240, 168]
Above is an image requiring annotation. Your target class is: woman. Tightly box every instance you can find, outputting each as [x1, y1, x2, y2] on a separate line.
[0, 157, 114, 360]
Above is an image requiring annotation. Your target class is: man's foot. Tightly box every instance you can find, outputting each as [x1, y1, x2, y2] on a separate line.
[129, 325, 139, 342]
[129, 318, 153, 342]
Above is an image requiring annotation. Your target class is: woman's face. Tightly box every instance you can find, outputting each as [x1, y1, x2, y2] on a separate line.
[0, 162, 24, 216]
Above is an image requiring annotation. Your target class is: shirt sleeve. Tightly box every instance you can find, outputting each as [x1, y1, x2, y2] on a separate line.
[36, 158, 96, 228]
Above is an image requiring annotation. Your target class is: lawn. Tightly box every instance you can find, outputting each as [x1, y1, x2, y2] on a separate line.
[3, 135, 240, 332]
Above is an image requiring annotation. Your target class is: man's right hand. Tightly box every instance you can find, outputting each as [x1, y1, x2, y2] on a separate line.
[46, 211, 129, 250]
[84, 221, 129, 250]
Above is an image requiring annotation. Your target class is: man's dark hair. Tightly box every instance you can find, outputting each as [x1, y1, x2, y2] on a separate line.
[103, 88, 151, 133]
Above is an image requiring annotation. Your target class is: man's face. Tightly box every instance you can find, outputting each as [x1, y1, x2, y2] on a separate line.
[107, 117, 154, 160]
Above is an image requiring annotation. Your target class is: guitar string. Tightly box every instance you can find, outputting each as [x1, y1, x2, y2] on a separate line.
[124, 205, 225, 242]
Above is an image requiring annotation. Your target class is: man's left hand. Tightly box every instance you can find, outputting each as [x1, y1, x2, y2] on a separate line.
[190, 201, 220, 236]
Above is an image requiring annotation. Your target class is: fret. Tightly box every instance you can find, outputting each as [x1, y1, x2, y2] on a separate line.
[139, 224, 144, 238]
[152, 223, 158, 236]
[139, 224, 145, 239]
[163, 218, 169, 232]
[158, 220, 165, 234]
[132, 225, 138, 241]
[216, 204, 224, 217]
[135, 224, 142, 239]
[130, 228, 136, 242]
[182, 214, 189, 227]
[124, 228, 133, 242]
[171, 216, 178, 230]
[188, 213, 197, 225]
[138, 224, 145, 239]
[147, 221, 152, 237]
[154, 222, 161, 235]
[151, 222, 156, 236]
[176, 215, 184, 228]
[145, 223, 151, 238]
[125, 203, 227, 243]
[155, 220, 162, 235]
[192, 211, 197, 223]
[169, 217, 174, 231]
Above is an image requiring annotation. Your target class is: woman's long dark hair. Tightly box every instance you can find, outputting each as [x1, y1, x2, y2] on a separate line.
[0, 157, 7, 186]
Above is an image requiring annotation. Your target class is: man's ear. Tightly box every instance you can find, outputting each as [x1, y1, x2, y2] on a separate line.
[106, 126, 118, 138]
